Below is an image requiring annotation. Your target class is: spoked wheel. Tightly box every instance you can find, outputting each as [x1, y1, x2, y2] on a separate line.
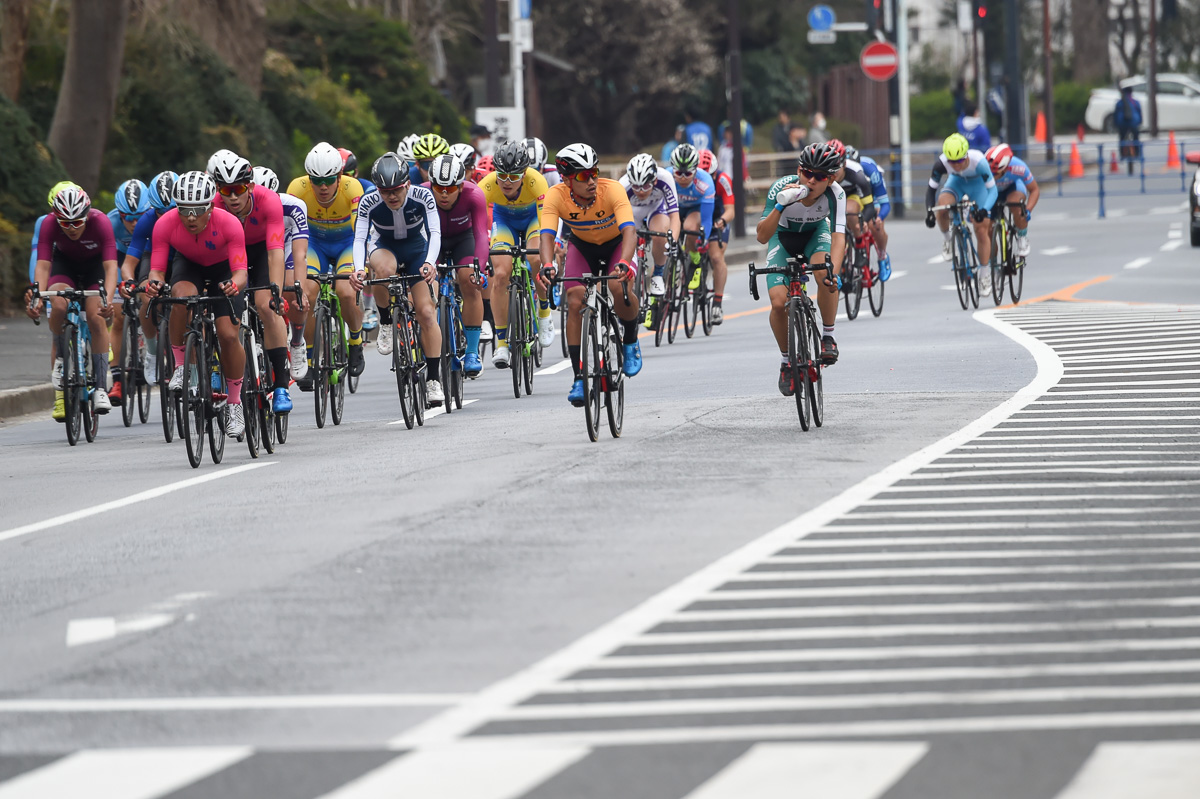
[806, 311, 825, 427]
[452, 316, 465, 410]
[394, 318, 416, 429]
[439, 300, 454, 415]
[158, 329, 175, 443]
[531, 289, 544, 368]
[181, 332, 206, 468]
[1009, 253, 1025, 304]
[121, 320, 138, 428]
[257, 340, 276, 454]
[208, 362, 226, 465]
[990, 225, 1006, 306]
[788, 305, 811, 431]
[843, 252, 862, 321]
[605, 316, 624, 439]
[559, 297, 569, 358]
[580, 309, 603, 442]
[952, 234, 970, 310]
[509, 289, 525, 399]
[653, 295, 666, 348]
[63, 329, 81, 446]
[312, 306, 328, 429]
[241, 335, 260, 459]
[683, 281, 696, 339]
[700, 289, 714, 337]
[81, 337, 97, 443]
[867, 255, 885, 318]
[330, 317, 347, 425]
[275, 410, 288, 444]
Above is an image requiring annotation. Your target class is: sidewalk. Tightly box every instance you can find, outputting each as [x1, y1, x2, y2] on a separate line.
[0, 314, 53, 420]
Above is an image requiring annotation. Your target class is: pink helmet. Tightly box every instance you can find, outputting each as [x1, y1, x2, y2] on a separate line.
[697, 148, 717, 174]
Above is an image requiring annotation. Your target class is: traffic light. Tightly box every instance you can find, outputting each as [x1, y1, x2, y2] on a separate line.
[866, 0, 881, 30]
[974, 0, 988, 25]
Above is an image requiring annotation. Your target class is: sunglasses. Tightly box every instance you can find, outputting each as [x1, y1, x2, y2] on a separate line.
[800, 169, 830, 181]
[310, 174, 339, 187]
[631, 182, 656, 192]
[56, 217, 86, 229]
[497, 172, 524, 183]
[217, 182, 251, 197]
[379, 185, 408, 196]
[571, 169, 599, 182]
[178, 204, 211, 218]
[119, 211, 144, 222]
[673, 169, 695, 178]
[431, 185, 460, 195]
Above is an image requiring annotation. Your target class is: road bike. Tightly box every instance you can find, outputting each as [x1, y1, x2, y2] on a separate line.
[28, 284, 106, 446]
[366, 273, 428, 429]
[639, 228, 682, 347]
[240, 282, 287, 458]
[748, 255, 832, 431]
[990, 201, 1027, 305]
[436, 260, 481, 413]
[118, 284, 153, 427]
[305, 273, 355, 428]
[148, 294, 183, 443]
[488, 243, 543, 398]
[933, 197, 983, 310]
[681, 233, 715, 339]
[842, 214, 885, 319]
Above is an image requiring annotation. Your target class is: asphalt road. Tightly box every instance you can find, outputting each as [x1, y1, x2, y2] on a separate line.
[0, 189, 1197, 798]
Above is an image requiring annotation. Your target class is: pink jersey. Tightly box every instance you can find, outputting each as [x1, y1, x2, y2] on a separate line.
[37, 209, 117, 263]
[422, 180, 489, 265]
[150, 207, 248, 273]
[215, 185, 285, 250]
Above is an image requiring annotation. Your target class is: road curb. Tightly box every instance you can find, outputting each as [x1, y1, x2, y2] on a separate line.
[0, 383, 53, 421]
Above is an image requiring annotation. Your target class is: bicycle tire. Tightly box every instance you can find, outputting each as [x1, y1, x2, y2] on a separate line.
[951, 232, 970, 310]
[453, 306, 465, 409]
[412, 323, 426, 427]
[257, 329, 276, 453]
[530, 281, 544, 369]
[331, 314, 347, 426]
[181, 331, 206, 468]
[82, 333, 98, 443]
[509, 284, 524, 399]
[683, 279, 696, 338]
[867, 248, 885, 317]
[559, 302, 569, 357]
[701, 284, 714, 337]
[135, 321, 151, 424]
[967, 239, 981, 309]
[991, 220, 1007, 306]
[241, 330, 260, 459]
[806, 308, 825, 427]
[312, 305, 328, 429]
[666, 275, 680, 345]
[121, 319, 137, 427]
[208, 348, 226, 465]
[1009, 251, 1025, 304]
[580, 308, 602, 442]
[83, 389, 98, 443]
[844, 249, 862, 321]
[788, 303, 811, 431]
[62, 327, 80, 446]
[394, 313, 415, 429]
[605, 314, 624, 439]
[438, 296, 453, 415]
[158, 320, 175, 443]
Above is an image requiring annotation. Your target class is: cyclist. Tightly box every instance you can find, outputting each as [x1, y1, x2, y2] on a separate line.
[538, 142, 641, 406]
[26, 186, 118, 418]
[472, 153, 498, 342]
[411, 133, 451, 185]
[211, 151, 298, 413]
[287, 141, 367, 385]
[145, 171, 248, 437]
[478, 140, 554, 368]
[668, 144, 714, 293]
[119, 171, 178, 383]
[340, 148, 375, 194]
[424, 152, 488, 377]
[251, 166, 312, 380]
[755, 142, 848, 393]
[618, 152, 680, 301]
[524, 136, 560, 187]
[396, 134, 421, 170]
[926, 133, 996, 279]
[829, 140, 877, 240]
[106, 178, 152, 406]
[350, 153, 446, 407]
[697, 148, 734, 323]
[450, 143, 479, 180]
[985, 143, 1038, 259]
[845, 145, 893, 281]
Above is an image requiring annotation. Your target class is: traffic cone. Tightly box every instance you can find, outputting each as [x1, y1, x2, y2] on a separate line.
[1068, 142, 1084, 178]
[1110, 150, 1119, 172]
[1033, 111, 1047, 144]
[1077, 123, 1086, 142]
[1166, 131, 1181, 169]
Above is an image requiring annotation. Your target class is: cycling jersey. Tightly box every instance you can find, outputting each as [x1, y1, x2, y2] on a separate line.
[674, 169, 715, 235]
[541, 165, 561, 188]
[125, 210, 165, 263]
[215, 185, 285, 250]
[618, 166, 679, 226]
[37, 209, 117, 264]
[353, 186, 441, 274]
[150, 207, 248, 274]
[541, 179, 634, 246]
[838, 161, 876, 208]
[280, 193, 310, 254]
[859, 157, 891, 220]
[357, 177, 377, 194]
[711, 170, 734, 241]
[762, 175, 846, 290]
[994, 155, 1037, 194]
[28, 214, 45, 281]
[926, 150, 997, 211]
[423, 180, 489, 266]
[106, 209, 136, 256]
[285, 175, 363, 244]
[478, 168, 548, 227]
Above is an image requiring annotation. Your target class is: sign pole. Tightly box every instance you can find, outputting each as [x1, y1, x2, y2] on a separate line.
[728, 0, 746, 238]
[897, 0, 912, 211]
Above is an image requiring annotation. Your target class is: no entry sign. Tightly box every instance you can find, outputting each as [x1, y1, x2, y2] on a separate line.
[860, 41, 899, 82]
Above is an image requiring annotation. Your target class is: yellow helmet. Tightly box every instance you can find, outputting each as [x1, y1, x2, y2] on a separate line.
[412, 133, 450, 161]
[47, 180, 80, 207]
[943, 133, 970, 161]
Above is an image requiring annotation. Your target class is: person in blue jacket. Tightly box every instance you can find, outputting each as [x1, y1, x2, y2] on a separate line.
[956, 101, 992, 151]
[106, 179, 152, 405]
[684, 109, 714, 151]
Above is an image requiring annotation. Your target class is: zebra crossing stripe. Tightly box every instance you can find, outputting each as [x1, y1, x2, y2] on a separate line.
[0, 747, 251, 799]
[1053, 742, 1200, 798]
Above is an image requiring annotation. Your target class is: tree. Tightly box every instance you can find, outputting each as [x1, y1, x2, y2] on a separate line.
[0, 0, 32, 102]
[1111, 0, 1145, 75]
[47, 0, 130, 192]
[1072, 0, 1111, 83]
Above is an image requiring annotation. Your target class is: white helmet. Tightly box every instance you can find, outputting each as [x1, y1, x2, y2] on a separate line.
[449, 143, 477, 172]
[252, 166, 280, 192]
[51, 185, 91, 221]
[396, 133, 421, 162]
[206, 148, 236, 177]
[626, 153, 659, 188]
[305, 142, 344, 179]
[173, 170, 217, 207]
[523, 137, 549, 170]
[209, 150, 252, 185]
[428, 153, 467, 187]
[554, 142, 599, 176]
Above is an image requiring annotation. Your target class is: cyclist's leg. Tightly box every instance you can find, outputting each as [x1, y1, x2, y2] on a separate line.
[647, 209, 671, 286]
[681, 210, 703, 265]
[399, 247, 442, 387]
[523, 218, 551, 325]
[448, 233, 483, 358]
[764, 232, 796, 355]
[845, 195, 863, 238]
[303, 245, 329, 345]
[248, 242, 288, 390]
[561, 243, 590, 380]
[212, 277, 245, 402]
[334, 247, 362, 333]
[968, 184, 993, 266]
[709, 223, 729, 303]
[869, 217, 888, 255]
[368, 246, 399, 323]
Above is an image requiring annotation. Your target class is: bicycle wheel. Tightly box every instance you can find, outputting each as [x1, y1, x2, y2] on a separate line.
[509, 287, 524, 399]
[666, 265, 680, 345]
[82, 334, 98, 443]
[394, 314, 415, 429]
[331, 314, 347, 426]
[701, 282, 714, 337]
[843, 251, 862, 320]
[787, 304, 811, 431]
[990, 221, 1007, 306]
[121, 319, 137, 427]
[605, 315, 624, 439]
[312, 305, 328, 429]
[559, 299, 569, 358]
[868, 252, 886, 318]
[158, 326, 175, 443]
[1009, 248, 1025, 304]
[682, 281, 696, 338]
[452, 311, 465, 410]
[275, 409, 288, 444]
[580, 308, 602, 442]
[181, 331, 206, 468]
[62, 328, 81, 446]
[136, 332, 151, 425]
[967, 243, 981, 310]
[241, 331, 260, 459]
[438, 298, 454, 415]
[208, 351, 226, 465]
[951, 232, 970, 310]
[653, 295, 666, 348]
[806, 309, 825, 427]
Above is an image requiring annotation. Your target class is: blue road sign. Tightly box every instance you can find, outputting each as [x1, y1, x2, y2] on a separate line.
[808, 5, 836, 31]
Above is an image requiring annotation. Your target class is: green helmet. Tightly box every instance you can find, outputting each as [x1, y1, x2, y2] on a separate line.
[412, 133, 450, 161]
[47, 180, 81, 207]
[943, 133, 970, 161]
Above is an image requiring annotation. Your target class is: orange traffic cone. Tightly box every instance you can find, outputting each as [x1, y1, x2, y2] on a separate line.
[1077, 123, 1086, 142]
[1068, 142, 1084, 178]
[1110, 150, 1120, 172]
[1033, 111, 1047, 144]
[1166, 131, 1181, 169]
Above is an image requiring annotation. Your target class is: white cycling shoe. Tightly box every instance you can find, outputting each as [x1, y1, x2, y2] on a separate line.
[426, 379, 445, 407]
[168, 365, 185, 392]
[289, 343, 309, 379]
[650, 275, 666, 296]
[377, 324, 393, 356]
[1015, 236, 1031, 258]
[480, 320, 494, 342]
[93, 388, 112, 414]
[537, 315, 555, 348]
[492, 345, 510, 369]
[941, 240, 953, 262]
[226, 404, 245, 437]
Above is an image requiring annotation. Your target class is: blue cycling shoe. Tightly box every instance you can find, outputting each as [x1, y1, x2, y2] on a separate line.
[272, 387, 293, 413]
[568, 378, 586, 407]
[879, 253, 892, 282]
[464, 351, 483, 377]
[623, 341, 643, 377]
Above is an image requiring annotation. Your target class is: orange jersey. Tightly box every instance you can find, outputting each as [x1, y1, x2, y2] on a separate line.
[540, 178, 634, 245]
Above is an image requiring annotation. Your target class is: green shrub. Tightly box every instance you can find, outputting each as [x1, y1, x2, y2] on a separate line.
[826, 119, 862, 147]
[1053, 81, 1093, 134]
[910, 89, 956, 142]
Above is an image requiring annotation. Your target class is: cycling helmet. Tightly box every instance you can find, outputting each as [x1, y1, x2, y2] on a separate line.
[626, 153, 659, 187]
[985, 143, 1013, 175]
[943, 133, 970, 161]
[844, 145, 860, 163]
[47, 180, 79, 207]
[209, 151, 252, 185]
[396, 133, 421, 162]
[798, 142, 843, 175]
[148, 171, 178, 211]
[206, 148, 236, 177]
[696, 148, 717, 174]
[555, 142, 599, 176]
[449, 143, 477, 172]
[371, 152, 411, 189]
[476, 154, 495, 174]
[305, 141, 344, 178]
[826, 139, 847, 164]
[670, 143, 700, 172]
[51, 185, 91, 221]
[493, 139, 531, 175]
[428, 153, 467, 187]
[412, 133, 451, 161]
[114, 179, 150, 215]
[523, 137, 549, 170]
[252, 166, 280, 192]
[338, 148, 358, 175]
[173, 170, 217, 207]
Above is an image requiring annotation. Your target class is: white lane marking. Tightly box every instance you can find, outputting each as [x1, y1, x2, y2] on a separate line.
[1151, 206, 1183, 215]
[707, 578, 1200, 602]
[939, 285, 958, 291]
[387, 399, 477, 425]
[928, 255, 946, 264]
[0, 694, 472, 713]
[0, 463, 275, 545]
[682, 743, 926, 799]
[679, 597, 1200, 621]
[535, 359, 573, 376]
[1106, 209, 1128, 218]
[1162, 239, 1184, 252]
[865, 490, 1181, 500]
[1041, 246, 1076, 256]
[1169, 229, 1183, 239]
[1054, 742, 1200, 799]
[868, 480, 1200, 491]
[1123, 257, 1153, 269]
[0, 747, 251, 799]
[907, 466, 1200, 477]
[388, 302, 1064, 749]
[313, 743, 589, 799]
[767, 546, 1200, 564]
[890, 270, 909, 279]
[66, 614, 172, 647]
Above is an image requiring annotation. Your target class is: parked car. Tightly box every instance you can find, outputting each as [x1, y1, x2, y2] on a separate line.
[1085, 74, 1200, 132]
[1188, 151, 1200, 247]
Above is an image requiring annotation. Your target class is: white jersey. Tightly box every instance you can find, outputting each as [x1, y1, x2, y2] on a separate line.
[280, 192, 309, 268]
[541, 165, 561, 188]
[618, 166, 680, 226]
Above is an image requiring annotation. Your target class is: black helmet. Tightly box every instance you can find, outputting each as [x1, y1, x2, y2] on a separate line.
[493, 140, 530, 175]
[371, 152, 411, 189]
[799, 142, 844, 174]
[342, 150, 358, 175]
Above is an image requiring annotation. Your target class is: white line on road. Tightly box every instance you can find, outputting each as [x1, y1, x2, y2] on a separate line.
[66, 614, 173, 647]
[766, 546, 1200, 564]
[0, 747, 252, 799]
[1162, 239, 1185, 252]
[1123, 257, 1152, 269]
[535, 359, 573, 376]
[1055, 742, 1200, 799]
[0, 462, 276, 546]
[1151, 206, 1183, 215]
[1041, 246, 1077, 256]
[707, 578, 1200, 602]
[0, 694, 473, 713]
[387, 399, 477, 425]
[678, 596, 1200, 621]
[1169, 229, 1183, 239]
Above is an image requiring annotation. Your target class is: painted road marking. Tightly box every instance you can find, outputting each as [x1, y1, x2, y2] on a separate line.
[1162, 239, 1184, 251]
[388, 399, 477, 425]
[1041, 246, 1077, 256]
[535, 359, 573, 376]
[0, 747, 251, 799]
[0, 694, 471, 713]
[1054, 742, 1200, 798]
[1123, 257, 1152, 269]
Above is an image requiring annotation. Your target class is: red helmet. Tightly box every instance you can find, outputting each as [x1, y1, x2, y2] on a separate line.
[476, 154, 495, 173]
[697, 148, 717, 174]
[985, 143, 1013, 175]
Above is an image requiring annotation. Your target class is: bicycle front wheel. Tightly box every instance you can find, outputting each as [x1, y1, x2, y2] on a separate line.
[605, 315, 624, 439]
[438, 298, 454, 415]
[241, 330, 260, 459]
[121, 318, 137, 427]
[394, 315, 416, 429]
[788, 304, 811, 431]
[82, 334, 97, 443]
[208, 352, 227, 465]
[1009, 249, 1025, 304]
[580, 308, 602, 442]
[509, 287, 525, 399]
[312, 306, 328, 429]
[951, 232, 970, 311]
[181, 332, 206, 468]
[867, 248, 885, 317]
[682, 283, 696, 338]
[158, 325, 175, 443]
[331, 315, 347, 425]
[806, 308, 825, 427]
[844, 252, 862, 321]
[991, 222, 1007, 306]
[62, 327, 81, 446]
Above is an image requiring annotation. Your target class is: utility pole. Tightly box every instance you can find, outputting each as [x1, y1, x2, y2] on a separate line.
[1042, 0, 1054, 160]
[1003, 0, 1026, 150]
[898, 0, 912, 211]
[1148, 0, 1159, 138]
[484, 0, 499, 105]
[728, 0, 746, 238]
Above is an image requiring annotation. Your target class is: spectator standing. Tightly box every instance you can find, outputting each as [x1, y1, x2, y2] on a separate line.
[1114, 85, 1143, 172]
[808, 112, 829, 143]
[773, 110, 792, 152]
[684, 109, 715, 150]
[957, 101, 992, 151]
[788, 125, 808, 151]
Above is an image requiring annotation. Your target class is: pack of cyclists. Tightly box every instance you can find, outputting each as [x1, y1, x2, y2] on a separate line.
[24, 126, 1036, 440]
